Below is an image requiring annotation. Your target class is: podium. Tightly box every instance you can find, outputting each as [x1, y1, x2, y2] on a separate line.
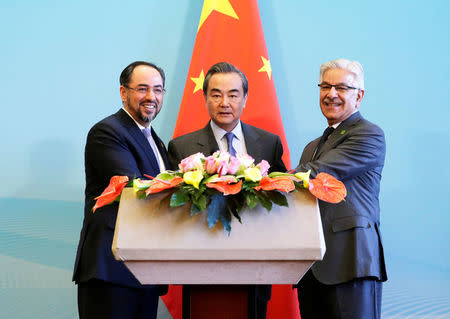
[112, 188, 325, 318]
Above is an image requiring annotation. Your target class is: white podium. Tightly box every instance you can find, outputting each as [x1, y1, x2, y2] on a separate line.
[112, 187, 325, 285]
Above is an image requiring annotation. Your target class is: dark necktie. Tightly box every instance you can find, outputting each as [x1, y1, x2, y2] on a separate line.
[225, 132, 237, 157]
[314, 126, 334, 159]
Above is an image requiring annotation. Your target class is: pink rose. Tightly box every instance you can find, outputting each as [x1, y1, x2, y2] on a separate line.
[179, 157, 194, 172]
[204, 156, 217, 175]
[227, 156, 240, 175]
[257, 160, 270, 176]
[217, 160, 228, 177]
[179, 152, 204, 172]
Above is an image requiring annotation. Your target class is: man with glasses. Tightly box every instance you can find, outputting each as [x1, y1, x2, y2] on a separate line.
[73, 61, 169, 319]
[294, 59, 387, 319]
[168, 62, 286, 319]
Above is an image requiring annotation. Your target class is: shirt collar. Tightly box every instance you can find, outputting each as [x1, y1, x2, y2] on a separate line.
[122, 107, 151, 131]
[210, 120, 243, 141]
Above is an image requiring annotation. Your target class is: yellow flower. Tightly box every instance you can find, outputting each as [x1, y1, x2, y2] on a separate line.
[295, 170, 311, 188]
[183, 170, 204, 189]
[244, 167, 263, 182]
[133, 178, 151, 193]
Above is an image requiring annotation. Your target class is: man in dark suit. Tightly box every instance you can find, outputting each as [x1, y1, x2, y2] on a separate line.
[168, 62, 286, 319]
[295, 59, 387, 319]
[73, 61, 169, 319]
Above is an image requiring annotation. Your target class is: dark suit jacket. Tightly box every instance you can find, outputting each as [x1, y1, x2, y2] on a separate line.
[167, 122, 286, 173]
[167, 121, 286, 302]
[296, 112, 387, 285]
[73, 109, 170, 291]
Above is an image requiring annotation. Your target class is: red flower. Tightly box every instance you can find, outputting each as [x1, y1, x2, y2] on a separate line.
[254, 176, 295, 193]
[145, 176, 183, 195]
[93, 176, 129, 212]
[308, 173, 347, 203]
[206, 180, 242, 195]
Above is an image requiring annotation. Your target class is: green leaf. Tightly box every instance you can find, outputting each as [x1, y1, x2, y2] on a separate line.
[156, 172, 178, 180]
[228, 197, 242, 223]
[192, 193, 207, 211]
[256, 192, 273, 212]
[207, 193, 227, 229]
[268, 172, 293, 178]
[241, 181, 259, 191]
[136, 191, 147, 200]
[170, 189, 189, 207]
[266, 191, 289, 207]
[245, 192, 259, 209]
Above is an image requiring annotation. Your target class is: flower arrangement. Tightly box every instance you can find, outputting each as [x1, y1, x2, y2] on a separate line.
[93, 151, 346, 233]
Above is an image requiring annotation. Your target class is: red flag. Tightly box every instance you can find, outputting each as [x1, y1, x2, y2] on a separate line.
[172, 0, 291, 169]
[163, 0, 298, 318]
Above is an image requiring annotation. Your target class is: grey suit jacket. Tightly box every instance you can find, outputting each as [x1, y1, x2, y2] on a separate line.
[296, 112, 387, 285]
[167, 122, 286, 173]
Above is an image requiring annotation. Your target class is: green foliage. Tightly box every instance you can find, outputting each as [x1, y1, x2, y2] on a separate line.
[255, 191, 273, 212]
[266, 191, 289, 207]
[152, 171, 301, 233]
[170, 189, 189, 207]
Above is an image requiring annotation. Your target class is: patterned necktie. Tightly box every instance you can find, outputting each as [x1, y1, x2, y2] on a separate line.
[225, 132, 237, 157]
[314, 126, 334, 159]
[142, 127, 161, 168]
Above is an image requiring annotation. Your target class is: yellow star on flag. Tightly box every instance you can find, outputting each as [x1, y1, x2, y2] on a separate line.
[258, 56, 272, 80]
[198, 0, 239, 32]
[191, 69, 205, 94]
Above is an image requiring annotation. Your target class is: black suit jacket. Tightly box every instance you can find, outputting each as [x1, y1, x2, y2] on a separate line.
[73, 109, 170, 291]
[296, 112, 387, 285]
[167, 122, 286, 173]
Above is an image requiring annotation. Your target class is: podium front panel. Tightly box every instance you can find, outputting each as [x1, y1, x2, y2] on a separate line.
[112, 188, 325, 284]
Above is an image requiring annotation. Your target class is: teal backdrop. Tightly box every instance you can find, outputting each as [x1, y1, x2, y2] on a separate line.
[1, 1, 449, 318]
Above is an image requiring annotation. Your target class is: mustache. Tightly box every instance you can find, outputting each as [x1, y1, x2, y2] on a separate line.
[323, 97, 342, 104]
[140, 100, 159, 107]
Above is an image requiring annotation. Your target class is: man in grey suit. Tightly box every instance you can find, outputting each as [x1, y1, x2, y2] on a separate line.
[168, 62, 286, 319]
[295, 59, 387, 319]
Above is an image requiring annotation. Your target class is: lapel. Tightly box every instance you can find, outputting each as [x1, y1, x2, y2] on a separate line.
[116, 109, 160, 172]
[302, 138, 320, 163]
[315, 112, 362, 159]
[241, 122, 263, 162]
[197, 123, 221, 156]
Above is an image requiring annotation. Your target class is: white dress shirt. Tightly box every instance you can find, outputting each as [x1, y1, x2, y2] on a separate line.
[209, 120, 248, 155]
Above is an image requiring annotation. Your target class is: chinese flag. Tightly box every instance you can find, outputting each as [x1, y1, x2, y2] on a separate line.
[162, 0, 299, 319]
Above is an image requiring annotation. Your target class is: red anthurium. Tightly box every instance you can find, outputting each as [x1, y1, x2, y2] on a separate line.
[308, 173, 347, 203]
[254, 176, 295, 193]
[146, 176, 183, 195]
[93, 176, 129, 213]
[206, 180, 242, 195]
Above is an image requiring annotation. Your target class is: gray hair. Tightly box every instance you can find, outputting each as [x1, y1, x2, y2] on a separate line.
[319, 59, 365, 90]
[203, 62, 248, 96]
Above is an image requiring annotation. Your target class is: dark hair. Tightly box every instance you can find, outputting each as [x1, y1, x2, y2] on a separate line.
[203, 62, 248, 96]
[119, 61, 165, 87]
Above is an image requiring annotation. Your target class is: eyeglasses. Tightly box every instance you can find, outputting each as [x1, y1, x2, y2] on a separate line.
[318, 83, 359, 93]
[125, 86, 165, 95]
